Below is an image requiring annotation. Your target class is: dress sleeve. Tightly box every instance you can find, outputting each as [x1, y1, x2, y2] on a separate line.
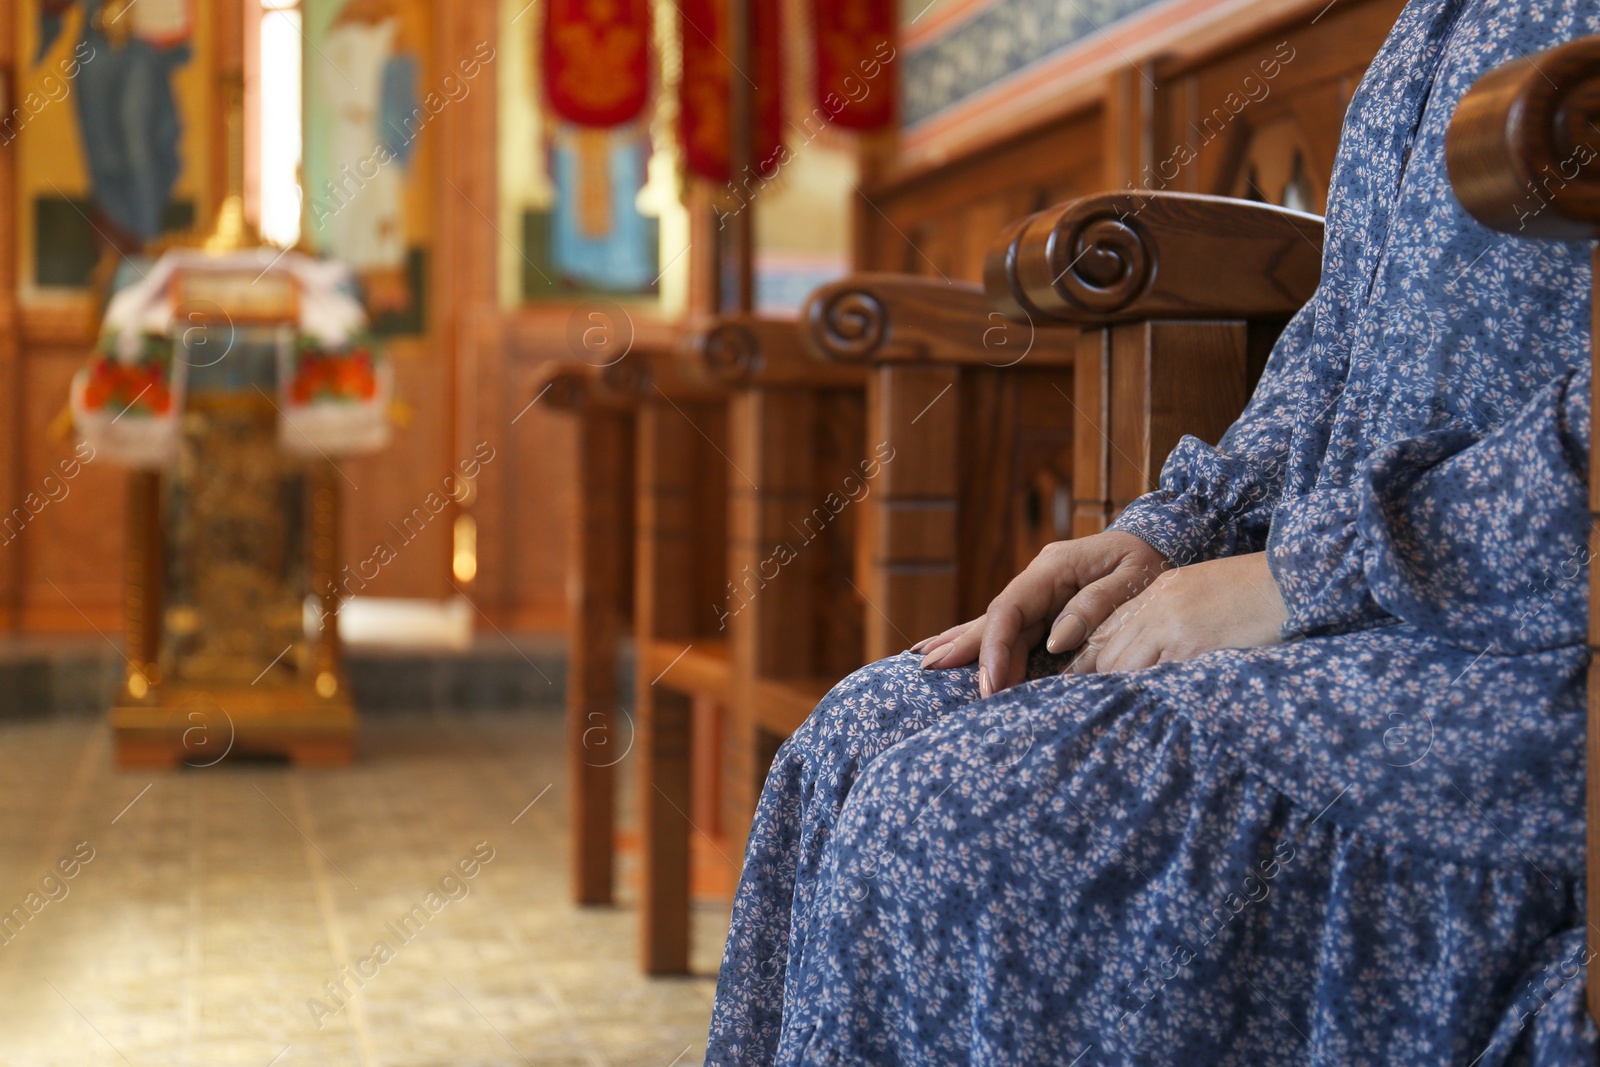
[1356, 363, 1591, 654]
[1109, 300, 1314, 566]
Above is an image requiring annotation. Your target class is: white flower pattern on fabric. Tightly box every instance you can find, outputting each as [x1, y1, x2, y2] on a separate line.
[708, 1, 1600, 1063]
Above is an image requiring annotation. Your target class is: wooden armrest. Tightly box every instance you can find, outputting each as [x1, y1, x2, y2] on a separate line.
[1446, 35, 1600, 238]
[529, 359, 627, 411]
[687, 314, 869, 387]
[803, 273, 1075, 366]
[754, 675, 839, 737]
[641, 638, 732, 700]
[532, 347, 727, 410]
[984, 191, 1324, 325]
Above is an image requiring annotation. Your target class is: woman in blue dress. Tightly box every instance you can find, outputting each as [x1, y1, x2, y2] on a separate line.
[707, 0, 1600, 1063]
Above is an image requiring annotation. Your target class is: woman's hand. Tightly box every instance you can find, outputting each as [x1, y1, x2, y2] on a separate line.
[911, 531, 1170, 697]
[1071, 551, 1288, 674]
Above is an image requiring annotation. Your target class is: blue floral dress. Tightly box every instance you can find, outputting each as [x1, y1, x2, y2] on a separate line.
[707, 1, 1600, 1063]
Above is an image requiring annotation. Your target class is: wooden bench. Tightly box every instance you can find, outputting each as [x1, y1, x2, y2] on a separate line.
[1442, 30, 1600, 1023]
[534, 349, 721, 909]
[985, 189, 1323, 532]
[803, 277, 1077, 659]
[639, 316, 867, 973]
[604, 34, 1342, 972]
[802, 193, 1321, 655]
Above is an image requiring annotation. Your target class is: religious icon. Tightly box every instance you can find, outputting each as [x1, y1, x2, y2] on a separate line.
[310, 0, 420, 316]
[36, 0, 194, 253]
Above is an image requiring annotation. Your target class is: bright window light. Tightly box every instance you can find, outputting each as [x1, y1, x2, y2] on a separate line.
[259, 1, 303, 248]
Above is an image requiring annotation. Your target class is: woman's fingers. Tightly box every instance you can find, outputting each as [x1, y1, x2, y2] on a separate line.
[972, 598, 1036, 697]
[1003, 620, 1046, 689]
[1046, 562, 1153, 653]
[1097, 627, 1163, 673]
[1070, 592, 1141, 674]
[918, 617, 983, 669]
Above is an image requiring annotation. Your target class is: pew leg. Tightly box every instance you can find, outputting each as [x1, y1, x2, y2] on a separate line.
[568, 703, 616, 905]
[639, 683, 694, 974]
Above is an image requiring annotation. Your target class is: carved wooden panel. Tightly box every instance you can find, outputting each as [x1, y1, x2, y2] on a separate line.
[857, 109, 1103, 280]
[1152, 0, 1406, 212]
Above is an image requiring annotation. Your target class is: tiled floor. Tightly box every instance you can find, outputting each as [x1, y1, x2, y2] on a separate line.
[0, 711, 729, 1066]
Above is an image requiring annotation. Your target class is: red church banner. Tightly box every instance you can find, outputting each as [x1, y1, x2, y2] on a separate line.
[678, 0, 784, 182]
[814, 0, 896, 130]
[543, 0, 652, 128]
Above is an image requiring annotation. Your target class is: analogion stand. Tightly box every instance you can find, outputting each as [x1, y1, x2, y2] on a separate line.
[108, 266, 360, 768]
[113, 461, 356, 768]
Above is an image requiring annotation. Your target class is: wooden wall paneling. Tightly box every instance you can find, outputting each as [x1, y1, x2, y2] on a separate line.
[434, 0, 499, 624]
[1152, 0, 1406, 210]
[19, 349, 123, 631]
[339, 341, 453, 600]
[857, 110, 1102, 278]
[0, 6, 17, 630]
[458, 310, 507, 620]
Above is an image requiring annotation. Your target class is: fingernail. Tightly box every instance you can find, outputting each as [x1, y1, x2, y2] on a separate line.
[920, 643, 954, 670]
[1047, 614, 1087, 654]
[978, 666, 993, 699]
[910, 636, 935, 654]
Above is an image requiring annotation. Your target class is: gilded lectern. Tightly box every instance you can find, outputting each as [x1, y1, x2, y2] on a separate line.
[72, 247, 392, 767]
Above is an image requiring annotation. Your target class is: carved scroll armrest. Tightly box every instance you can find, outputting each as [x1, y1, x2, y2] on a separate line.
[984, 191, 1324, 326]
[803, 274, 1075, 366]
[530, 360, 621, 411]
[1446, 35, 1600, 238]
[688, 314, 869, 387]
[532, 345, 723, 410]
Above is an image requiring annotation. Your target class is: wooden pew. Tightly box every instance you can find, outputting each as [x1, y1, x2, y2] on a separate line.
[534, 358, 634, 908]
[1441, 30, 1600, 1023]
[690, 317, 869, 850]
[635, 317, 867, 974]
[627, 342, 736, 975]
[803, 191, 1321, 655]
[803, 278, 1078, 659]
[985, 190, 1323, 533]
[534, 349, 718, 909]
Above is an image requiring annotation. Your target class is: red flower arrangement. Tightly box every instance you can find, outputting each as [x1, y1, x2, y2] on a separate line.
[79, 337, 174, 417]
[290, 340, 379, 404]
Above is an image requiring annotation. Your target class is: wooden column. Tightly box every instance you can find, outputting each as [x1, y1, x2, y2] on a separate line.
[859, 364, 959, 659]
[306, 458, 343, 688]
[0, 31, 19, 630]
[1107, 321, 1249, 518]
[1071, 330, 1112, 537]
[725, 386, 816, 849]
[123, 472, 163, 689]
[634, 403, 706, 974]
[568, 408, 634, 904]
